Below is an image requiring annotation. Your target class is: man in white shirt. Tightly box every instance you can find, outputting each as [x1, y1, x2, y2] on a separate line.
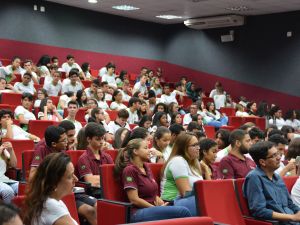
[43, 71, 62, 96]
[100, 81, 112, 101]
[133, 74, 147, 96]
[183, 102, 198, 126]
[63, 101, 82, 136]
[3, 56, 25, 83]
[14, 72, 36, 95]
[120, 80, 132, 102]
[61, 54, 83, 77]
[101, 63, 117, 89]
[126, 97, 141, 124]
[107, 109, 130, 139]
[22, 59, 39, 84]
[160, 83, 185, 105]
[62, 69, 83, 94]
[84, 79, 100, 98]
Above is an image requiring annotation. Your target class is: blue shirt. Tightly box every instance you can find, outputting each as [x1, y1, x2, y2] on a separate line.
[243, 167, 300, 224]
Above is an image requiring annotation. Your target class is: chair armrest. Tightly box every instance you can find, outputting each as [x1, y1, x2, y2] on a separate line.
[244, 217, 279, 225]
[6, 168, 22, 181]
[97, 199, 131, 225]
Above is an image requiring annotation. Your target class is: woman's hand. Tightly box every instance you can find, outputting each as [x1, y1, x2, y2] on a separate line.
[149, 148, 163, 158]
[154, 196, 169, 206]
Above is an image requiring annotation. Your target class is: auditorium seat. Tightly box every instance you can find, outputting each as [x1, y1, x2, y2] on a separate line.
[49, 95, 60, 106]
[22, 150, 34, 181]
[28, 120, 55, 139]
[129, 124, 137, 130]
[202, 97, 214, 107]
[62, 193, 80, 224]
[282, 176, 298, 193]
[195, 179, 273, 225]
[1, 92, 22, 106]
[90, 69, 99, 78]
[177, 95, 193, 109]
[0, 58, 11, 66]
[12, 195, 25, 210]
[256, 117, 266, 130]
[107, 110, 118, 121]
[123, 217, 214, 225]
[104, 149, 118, 162]
[81, 80, 92, 89]
[0, 104, 14, 111]
[204, 126, 215, 139]
[228, 116, 244, 128]
[63, 107, 87, 122]
[220, 107, 236, 117]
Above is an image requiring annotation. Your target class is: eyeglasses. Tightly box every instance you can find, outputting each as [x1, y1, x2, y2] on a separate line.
[189, 143, 200, 148]
[266, 151, 281, 159]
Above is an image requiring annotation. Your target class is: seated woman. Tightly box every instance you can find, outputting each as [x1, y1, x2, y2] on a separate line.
[14, 92, 36, 131]
[199, 138, 219, 180]
[152, 112, 169, 133]
[171, 112, 183, 126]
[0, 141, 18, 203]
[95, 87, 109, 111]
[0, 77, 15, 93]
[87, 107, 109, 131]
[81, 62, 92, 81]
[269, 105, 286, 129]
[110, 90, 127, 111]
[113, 127, 130, 149]
[24, 152, 79, 225]
[150, 127, 171, 163]
[235, 103, 250, 117]
[161, 132, 203, 216]
[76, 90, 87, 108]
[114, 139, 191, 223]
[204, 102, 228, 128]
[38, 98, 63, 122]
[150, 77, 162, 96]
[246, 101, 258, 116]
[0, 109, 40, 141]
[34, 88, 48, 108]
[152, 103, 171, 123]
[115, 70, 127, 88]
[138, 100, 150, 120]
[138, 115, 152, 133]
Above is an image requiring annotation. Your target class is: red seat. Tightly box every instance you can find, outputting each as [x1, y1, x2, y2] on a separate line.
[195, 179, 272, 225]
[34, 83, 42, 91]
[127, 217, 214, 225]
[0, 104, 14, 111]
[177, 95, 193, 109]
[90, 69, 99, 78]
[202, 97, 214, 107]
[62, 193, 80, 224]
[229, 116, 244, 128]
[234, 178, 251, 216]
[49, 96, 60, 107]
[81, 80, 92, 89]
[204, 126, 215, 138]
[107, 110, 118, 121]
[12, 195, 25, 210]
[1, 92, 22, 106]
[243, 117, 257, 125]
[220, 107, 236, 117]
[282, 176, 298, 193]
[256, 117, 266, 131]
[220, 125, 235, 132]
[0, 59, 11, 66]
[104, 150, 119, 162]
[22, 150, 34, 181]
[147, 163, 163, 194]
[129, 124, 137, 130]
[14, 74, 22, 82]
[63, 108, 86, 122]
[28, 120, 55, 139]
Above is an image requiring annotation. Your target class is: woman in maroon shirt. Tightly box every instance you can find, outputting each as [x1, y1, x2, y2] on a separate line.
[114, 138, 191, 223]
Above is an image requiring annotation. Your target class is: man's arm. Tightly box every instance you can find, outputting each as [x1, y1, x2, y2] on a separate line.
[219, 158, 235, 179]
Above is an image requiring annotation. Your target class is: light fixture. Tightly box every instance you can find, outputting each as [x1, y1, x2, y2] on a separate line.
[226, 6, 251, 11]
[156, 15, 183, 20]
[88, 0, 98, 3]
[112, 5, 140, 11]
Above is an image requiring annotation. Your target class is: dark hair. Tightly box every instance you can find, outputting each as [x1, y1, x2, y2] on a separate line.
[88, 108, 102, 123]
[215, 129, 230, 147]
[153, 103, 168, 114]
[0, 202, 20, 224]
[118, 109, 129, 119]
[286, 138, 300, 160]
[64, 91, 75, 97]
[39, 97, 51, 112]
[76, 90, 87, 107]
[129, 97, 141, 107]
[51, 56, 58, 63]
[268, 129, 283, 138]
[24, 153, 71, 225]
[119, 70, 127, 81]
[229, 129, 247, 147]
[67, 100, 79, 108]
[37, 88, 48, 97]
[171, 112, 182, 125]
[148, 90, 156, 98]
[248, 127, 264, 140]
[112, 90, 121, 102]
[69, 68, 79, 77]
[187, 121, 202, 132]
[138, 115, 152, 128]
[199, 138, 217, 160]
[66, 54, 74, 60]
[58, 120, 75, 132]
[85, 122, 106, 139]
[92, 79, 100, 87]
[268, 134, 288, 146]
[269, 105, 281, 117]
[153, 126, 171, 150]
[37, 55, 51, 67]
[44, 126, 66, 147]
[206, 102, 216, 114]
[121, 127, 149, 148]
[113, 127, 129, 149]
[23, 59, 33, 65]
[256, 101, 269, 117]
[21, 92, 34, 101]
[0, 109, 13, 120]
[152, 111, 167, 127]
[77, 128, 88, 150]
[100, 81, 108, 87]
[106, 62, 116, 69]
[169, 124, 184, 135]
[23, 72, 32, 78]
[249, 141, 274, 166]
[174, 82, 182, 89]
[81, 62, 90, 73]
[281, 125, 295, 140]
[11, 56, 21, 62]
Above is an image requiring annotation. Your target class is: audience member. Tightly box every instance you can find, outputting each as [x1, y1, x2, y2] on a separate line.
[199, 138, 218, 180]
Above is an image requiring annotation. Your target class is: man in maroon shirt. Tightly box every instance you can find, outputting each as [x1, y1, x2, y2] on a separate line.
[219, 129, 256, 179]
[77, 122, 113, 187]
[29, 126, 97, 225]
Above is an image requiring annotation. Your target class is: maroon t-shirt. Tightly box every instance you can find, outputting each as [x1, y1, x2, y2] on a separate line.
[122, 163, 158, 208]
[219, 153, 256, 179]
[76, 148, 114, 179]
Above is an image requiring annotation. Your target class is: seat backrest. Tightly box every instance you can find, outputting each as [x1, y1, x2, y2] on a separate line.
[28, 120, 55, 139]
[100, 164, 126, 201]
[202, 97, 214, 107]
[228, 116, 244, 128]
[62, 193, 80, 224]
[234, 178, 250, 216]
[220, 107, 236, 117]
[1, 92, 22, 106]
[127, 217, 214, 225]
[147, 163, 163, 194]
[64, 108, 87, 122]
[283, 176, 298, 193]
[256, 117, 266, 131]
[195, 179, 245, 225]
[22, 150, 34, 181]
[65, 150, 85, 168]
[104, 150, 118, 162]
[107, 110, 118, 121]
[9, 139, 35, 169]
[243, 117, 257, 124]
[203, 126, 215, 139]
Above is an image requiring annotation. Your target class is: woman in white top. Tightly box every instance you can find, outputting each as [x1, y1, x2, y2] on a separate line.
[150, 77, 162, 96]
[269, 105, 286, 129]
[81, 62, 92, 80]
[161, 132, 203, 216]
[205, 102, 228, 127]
[95, 87, 109, 110]
[37, 55, 51, 77]
[38, 98, 63, 122]
[24, 152, 78, 225]
[14, 93, 36, 131]
[0, 141, 18, 203]
[285, 110, 300, 131]
[110, 90, 127, 111]
[235, 104, 250, 117]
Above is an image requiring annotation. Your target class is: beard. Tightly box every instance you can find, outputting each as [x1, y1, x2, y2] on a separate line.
[239, 144, 249, 155]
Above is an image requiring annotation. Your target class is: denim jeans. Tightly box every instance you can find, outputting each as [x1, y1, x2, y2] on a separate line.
[130, 205, 191, 222]
[207, 116, 228, 128]
[174, 195, 197, 216]
[0, 182, 19, 203]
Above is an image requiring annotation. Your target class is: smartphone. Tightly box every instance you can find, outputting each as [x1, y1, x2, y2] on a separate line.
[295, 156, 300, 166]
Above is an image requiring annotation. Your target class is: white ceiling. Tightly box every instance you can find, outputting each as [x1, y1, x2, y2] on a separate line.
[46, 0, 300, 24]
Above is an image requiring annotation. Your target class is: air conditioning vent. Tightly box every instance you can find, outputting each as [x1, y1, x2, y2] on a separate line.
[184, 15, 245, 30]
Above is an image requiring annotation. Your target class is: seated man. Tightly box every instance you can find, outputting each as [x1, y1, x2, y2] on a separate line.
[76, 123, 113, 188]
[13, 72, 36, 95]
[107, 109, 130, 137]
[243, 141, 300, 224]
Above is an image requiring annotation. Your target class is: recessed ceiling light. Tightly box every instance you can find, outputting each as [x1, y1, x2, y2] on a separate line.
[226, 6, 251, 11]
[88, 0, 98, 3]
[156, 15, 183, 20]
[112, 5, 140, 11]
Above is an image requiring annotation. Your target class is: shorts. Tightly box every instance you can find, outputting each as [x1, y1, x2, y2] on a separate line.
[75, 193, 97, 209]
